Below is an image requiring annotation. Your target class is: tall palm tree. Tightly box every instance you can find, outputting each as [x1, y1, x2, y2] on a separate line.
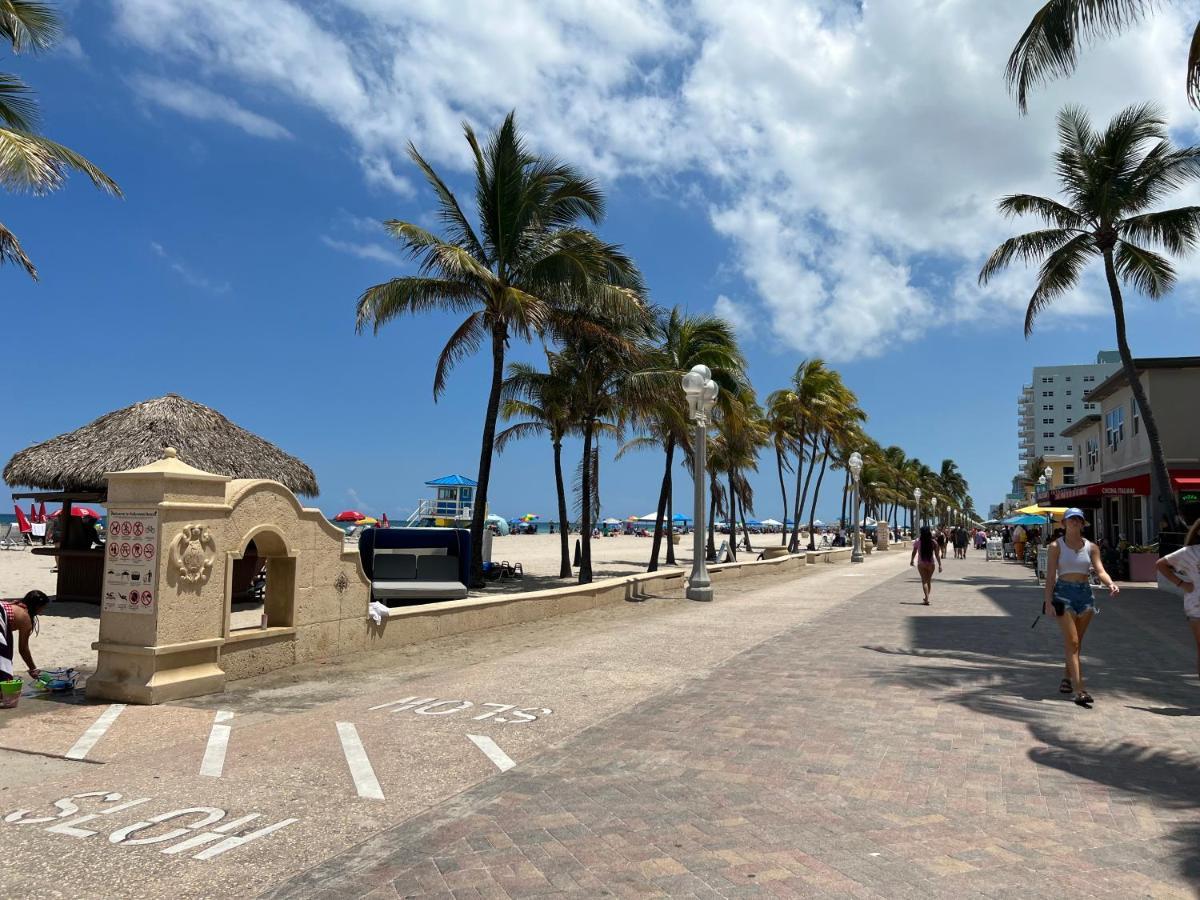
[635, 308, 744, 572]
[1007, 1, 1200, 113]
[357, 113, 645, 585]
[781, 359, 840, 552]
[496, 357, 575, 579]
[1, 0, 120, 277]
[765, 390, 800, 546]
[980, 103, 1195, 529]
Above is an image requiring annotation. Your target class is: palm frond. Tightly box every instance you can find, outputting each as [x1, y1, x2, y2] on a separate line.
[433, 311, 487, 400]
[405, 141, 487, 264]
[0, 72, 37, 131]
[1115, 240, 1175, 297]
[1121, 206, 1200, 255]
[1189, 18, 1200, 108]
[1007, 1, 1153, 114]
[0, 127, 120, 195]
[355, 276, 481, 334]
[996, 193, 1088, 228]
[979, 227, 1078, 284]
[614, 435, 660, 460]
[495, 420, 546, 452]
[0, 218, 35, 277]
[1024, 232, 1095, 336]
[0, 0, 60, 52]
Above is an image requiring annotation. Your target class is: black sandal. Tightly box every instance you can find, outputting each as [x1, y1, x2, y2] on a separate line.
[1059, 678, 1073, 694]
[1074, 691, 1093, 707]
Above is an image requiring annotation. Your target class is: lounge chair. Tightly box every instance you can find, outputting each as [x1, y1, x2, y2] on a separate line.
[0, 523, 13, 549]
[370, 550, 469, 603]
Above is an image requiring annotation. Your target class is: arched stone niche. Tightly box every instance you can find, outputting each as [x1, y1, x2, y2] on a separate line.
[88, 450, 370, 704]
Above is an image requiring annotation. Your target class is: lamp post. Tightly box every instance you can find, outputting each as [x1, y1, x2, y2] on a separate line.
[914, 487, 922, 530]
[682, 364, 719, 602]
[848, 451, 864, 563]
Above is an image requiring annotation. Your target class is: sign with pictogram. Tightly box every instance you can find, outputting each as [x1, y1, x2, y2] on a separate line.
[102, 510, 160, 616]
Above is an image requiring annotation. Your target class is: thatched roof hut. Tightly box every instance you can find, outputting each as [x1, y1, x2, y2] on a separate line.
[4, 393, 319, 496]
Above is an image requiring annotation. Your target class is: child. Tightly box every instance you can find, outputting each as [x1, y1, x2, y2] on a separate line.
[1156, 518, 1200, 680]
[1, 590, 50, 682]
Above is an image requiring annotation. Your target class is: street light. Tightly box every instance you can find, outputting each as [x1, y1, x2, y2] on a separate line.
[914, 487, 922, 530]
[682, 364, 719, 602]
[848, 451, 864, 563]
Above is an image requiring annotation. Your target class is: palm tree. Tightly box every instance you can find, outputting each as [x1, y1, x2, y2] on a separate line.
[713, 389, 766, 558]
[980, 104, 1195, 529]
[356, 113, 645, 585]
[765, 390, 800, 546]
[496, 357, 575, 578]
[1, 0, 120, 277]
[781, 359, 840, 552]
[1007, 1, 1200, 113]
[634, 308, 744, 572]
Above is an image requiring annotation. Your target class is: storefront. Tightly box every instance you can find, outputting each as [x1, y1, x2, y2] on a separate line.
[1048, 469, 1200, 543]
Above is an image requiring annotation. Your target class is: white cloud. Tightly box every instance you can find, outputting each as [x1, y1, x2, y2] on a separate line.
[131, 75, 292, 139]
[321, 235, 403, 266]
[112, 0, 1200, 359]
[713, 294, 755, 340]
[150, 241, 231, 294]
[55, 35, 85, 60]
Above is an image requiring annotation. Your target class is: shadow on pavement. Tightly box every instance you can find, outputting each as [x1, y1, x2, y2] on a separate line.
[864, 564, 1200, 882]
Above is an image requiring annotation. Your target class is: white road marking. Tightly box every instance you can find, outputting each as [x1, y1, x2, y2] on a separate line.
[467, 734, 515, 772]
[65, 705, 126, 760]
[335, 722, 384, 800]
[199, 710, 233, 778]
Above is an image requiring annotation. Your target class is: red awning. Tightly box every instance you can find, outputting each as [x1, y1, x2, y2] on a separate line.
[1049, 469, 1200, 502]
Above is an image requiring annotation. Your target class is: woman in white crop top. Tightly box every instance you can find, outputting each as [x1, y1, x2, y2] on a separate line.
[1155, 517, 1200, 681]
[1044, 508, 1119, 707]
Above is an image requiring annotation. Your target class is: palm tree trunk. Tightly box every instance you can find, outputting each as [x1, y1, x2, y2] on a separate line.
[727, 469, 738, 561]
[647, 438, 674, 573]
[1103, 249, 1182, 531]
[798, 437, 819, 550]
[776, 444, 789, 547]
[468, 326, 506, 587]
[578, 420, 594, 584]
[707, 469, 718, 559]
[738, 481, 754, 553]
[788, 424, 807, 552]
[808, 438, 831, 544]
[553, 438, 571, 579]
[839, 468, 850, 527]
[666, 467, 677, 566]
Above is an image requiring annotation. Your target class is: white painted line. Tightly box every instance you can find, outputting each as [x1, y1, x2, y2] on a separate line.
[200, 710, 234, 777]
[335, 722, 384, 800]
[467, 734, 515, 772]
[65, 705, 126, 761]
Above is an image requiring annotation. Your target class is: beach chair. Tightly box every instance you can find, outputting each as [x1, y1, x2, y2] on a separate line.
[0, 523, 13, 549]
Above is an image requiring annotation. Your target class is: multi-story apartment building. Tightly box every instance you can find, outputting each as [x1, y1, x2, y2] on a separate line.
[1051, 356, 1200, 544]
[1017, 351, 1120, 480]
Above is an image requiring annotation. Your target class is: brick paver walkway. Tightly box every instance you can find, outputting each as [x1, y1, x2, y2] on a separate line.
[267, 554, 1200, 898]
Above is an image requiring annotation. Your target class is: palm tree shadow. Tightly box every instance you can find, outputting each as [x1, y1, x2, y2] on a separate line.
[865, 579, 1200, 882]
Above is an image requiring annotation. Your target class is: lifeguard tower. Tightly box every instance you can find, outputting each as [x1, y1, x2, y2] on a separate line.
[405, 474, 478, 527]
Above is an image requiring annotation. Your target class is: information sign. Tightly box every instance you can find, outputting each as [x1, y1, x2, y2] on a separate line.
[101, 510, 160, 615]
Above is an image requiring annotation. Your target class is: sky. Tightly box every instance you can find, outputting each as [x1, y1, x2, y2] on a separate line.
[3, 0, 1200, 524]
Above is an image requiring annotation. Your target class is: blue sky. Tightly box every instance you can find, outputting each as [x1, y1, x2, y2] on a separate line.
[4, 1, 1200, 523]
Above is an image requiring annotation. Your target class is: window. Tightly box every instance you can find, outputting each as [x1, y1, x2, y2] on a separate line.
[1043, 431, 1055, 438]
[1066, 418, 1073, 423]
[1083, 375, 1095, 383]
[1043, 417, 1054, 424]
[1043, 445, 1055, 452]
[1066, 391, 1072, 396]
[1132, 398, 1140, 435]
[1042, 391, 1054, 397]
[1041, 376, 1055, 383]
[1105, 407, 1125, 448]
[1065, 376, 1072, 382]
[1063, 466, 1075, 485]
[1043, 404, 1053, 411]
[1087, 438, 1099, 470]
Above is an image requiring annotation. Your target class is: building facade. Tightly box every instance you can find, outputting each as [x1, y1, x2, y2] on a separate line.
[1017, 351, 1121, 479]
[1050, 357, 1200, 544]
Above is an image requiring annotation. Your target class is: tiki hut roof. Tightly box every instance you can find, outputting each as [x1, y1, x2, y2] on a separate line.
[3, 394, 319, 496]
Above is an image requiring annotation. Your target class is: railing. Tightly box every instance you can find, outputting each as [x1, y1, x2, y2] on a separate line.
[404, 500, 474, 527]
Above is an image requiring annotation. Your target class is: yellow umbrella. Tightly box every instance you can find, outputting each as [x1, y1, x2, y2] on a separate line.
[1015, 505, 1067, 518]
[355, 516, 378, 525]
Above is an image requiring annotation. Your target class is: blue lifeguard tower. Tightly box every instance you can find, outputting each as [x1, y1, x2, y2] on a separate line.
[405, 474, 478, 527]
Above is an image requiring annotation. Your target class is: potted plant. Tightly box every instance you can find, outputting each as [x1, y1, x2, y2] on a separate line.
[1126, 543, 1159, 582]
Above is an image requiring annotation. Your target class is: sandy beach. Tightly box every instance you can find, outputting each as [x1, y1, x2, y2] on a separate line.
[0, 530, 803, 682]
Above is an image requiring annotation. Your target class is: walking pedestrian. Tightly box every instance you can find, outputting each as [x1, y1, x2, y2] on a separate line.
[1044, 508, 1118, 707]
[1156, 517, 1200, 681]
[910, 525, 941, 605]
[936, 528, 948, 562]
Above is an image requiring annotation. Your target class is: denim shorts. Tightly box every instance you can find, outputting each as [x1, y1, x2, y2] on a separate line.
[1053, 579, 1096, 616]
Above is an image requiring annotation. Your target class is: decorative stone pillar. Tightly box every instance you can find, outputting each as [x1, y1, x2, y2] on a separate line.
[87, 449, 231, 704]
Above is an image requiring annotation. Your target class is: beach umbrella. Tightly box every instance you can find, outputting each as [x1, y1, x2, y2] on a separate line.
[637, 512, 660, 522]
[603, 517, 622, 525]
[49, 506, 101, 518]
[28, 503, 35, 521]
[355, 516, 379, 525]
[747, 518, 763, 526]
[1003, 514, 1050, 526]
[672, 513, 692, 522]
[13, 504, 31, 532]
[760, 518, 783, 527]
[334, 510, 364, 522]
[37, 501, 46, 523]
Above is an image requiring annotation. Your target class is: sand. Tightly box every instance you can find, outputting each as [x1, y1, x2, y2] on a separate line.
[0, 530, 800, 681]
